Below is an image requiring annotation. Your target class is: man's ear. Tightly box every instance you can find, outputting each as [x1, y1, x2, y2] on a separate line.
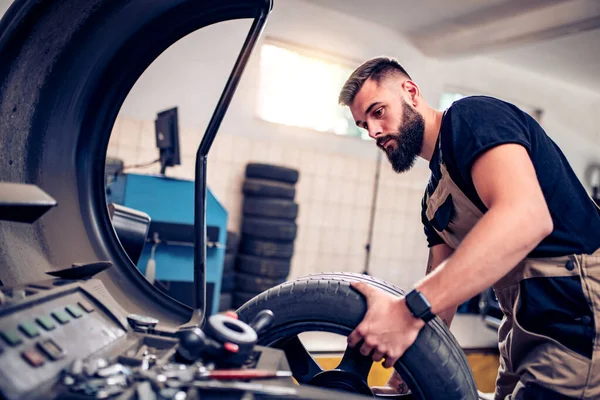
[402, 80, 420, 106]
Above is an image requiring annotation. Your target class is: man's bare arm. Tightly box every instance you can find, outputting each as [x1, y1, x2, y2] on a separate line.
[384, 243, 454, 393]
[414, 144, 553, 320]
[425, 243, 455, 326]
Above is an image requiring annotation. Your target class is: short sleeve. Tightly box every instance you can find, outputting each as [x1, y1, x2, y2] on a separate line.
[421, 194, 444, 248]
[447, 97, 533, 182]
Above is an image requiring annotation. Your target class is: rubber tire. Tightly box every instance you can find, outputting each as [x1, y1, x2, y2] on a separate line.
[235, 272, 286, 292]
[226, 231, 240, 253]
[241, 237, 294, 259]
[221, 272, 235, 292]
[243, 178, 295, 200]
[236, 272, 478, 400]
[223, 253, 235, 273]
[236, 254, 291, 278]
[243, 197, 298, 220]
[246, 163, 299, 184]
[242, 217, 297, 241]
[234, 291, 260, 308]
[218, 292, 233, 312]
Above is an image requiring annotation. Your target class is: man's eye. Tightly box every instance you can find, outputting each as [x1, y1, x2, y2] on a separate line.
[374, 107, 384, 117]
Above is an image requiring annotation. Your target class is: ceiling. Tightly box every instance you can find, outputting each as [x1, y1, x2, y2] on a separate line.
[304, 0, 600, 93]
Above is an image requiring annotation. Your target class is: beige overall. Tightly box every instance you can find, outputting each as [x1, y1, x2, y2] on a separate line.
[424, 160, 600, 399]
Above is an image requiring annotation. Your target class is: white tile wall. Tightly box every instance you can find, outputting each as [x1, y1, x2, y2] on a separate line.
[107, 116, 431, 289]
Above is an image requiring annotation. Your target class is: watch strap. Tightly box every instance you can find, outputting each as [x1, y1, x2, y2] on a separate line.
[405, 289, 436, 322]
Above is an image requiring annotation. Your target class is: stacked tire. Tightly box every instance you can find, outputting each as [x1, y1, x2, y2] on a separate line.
[234, 163, 299, 308]
[218, 231, 239, 312]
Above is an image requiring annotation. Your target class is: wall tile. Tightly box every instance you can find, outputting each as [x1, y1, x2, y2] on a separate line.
[117, 146, 138, 165]
[250, 140, 269, 162]
[266, 143, 285, 165]
[330, 155, 345, 177]
[283, 147, 302, 170]
[139, 120, 156, 152]
[300, 151, 317, 175]
[312, 177, 327, 205]
[119, 118, 142, 148]
[305, 227, 321, 253]
[355, 183, 373, 207]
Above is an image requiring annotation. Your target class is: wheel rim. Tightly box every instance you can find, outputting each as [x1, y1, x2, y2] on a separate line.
[258, 321, 424, 399]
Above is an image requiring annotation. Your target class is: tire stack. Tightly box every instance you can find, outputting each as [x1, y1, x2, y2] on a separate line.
[218, 231, 239, 312]
[234, 163, 299, 308]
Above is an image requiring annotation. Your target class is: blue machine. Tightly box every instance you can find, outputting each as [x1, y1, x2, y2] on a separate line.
[107, 172, 227, 316]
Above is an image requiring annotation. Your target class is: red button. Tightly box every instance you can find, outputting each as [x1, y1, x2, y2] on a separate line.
[224, 342, 239, 353]
[22, 348, 45, 367]
[225, 311, 238, 320]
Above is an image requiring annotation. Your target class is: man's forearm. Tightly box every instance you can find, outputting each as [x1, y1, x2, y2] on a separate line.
[415, 203, 552, 317]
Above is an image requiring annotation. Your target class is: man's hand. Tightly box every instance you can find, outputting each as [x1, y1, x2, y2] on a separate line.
[347, 281, 425, 369]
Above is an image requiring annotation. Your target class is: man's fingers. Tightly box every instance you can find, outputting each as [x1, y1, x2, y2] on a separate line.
[382, 352, 400, 369]
[372, 350, 385, 362]
[351, 281, 374, 298]
[347, 327, 363, 348]
[360, 340, 375, 356]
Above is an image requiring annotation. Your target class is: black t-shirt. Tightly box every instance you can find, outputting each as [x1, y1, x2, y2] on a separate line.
[422, 96, 600, 257]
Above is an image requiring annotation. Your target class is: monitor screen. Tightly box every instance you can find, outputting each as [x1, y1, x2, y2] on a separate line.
[155, 107, 181, 174]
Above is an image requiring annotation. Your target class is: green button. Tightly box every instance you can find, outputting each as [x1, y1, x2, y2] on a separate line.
[51, 310, 71, 324]
[1, 330, 23, 347]
[36, 316, 56, 331]
[65, 304, 83, 319]
[19, 322, 40, 338]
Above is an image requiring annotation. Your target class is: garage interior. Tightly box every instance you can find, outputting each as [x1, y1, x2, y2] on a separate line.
[0, 0, 599, 399]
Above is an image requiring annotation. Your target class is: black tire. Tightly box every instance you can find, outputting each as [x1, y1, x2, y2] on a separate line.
[246, 163, 299, 184]
[241, 237, 294, 259]
[0, 0, 273, 325]
[218, 292, 233, 312]
[243, 197, 298, 220]
[221, 272, 235, 292]
[242, 217, 297, 241]
[243, 179, 295, 200]
[234, 291, 260, 308]
[226, 231, 240, 253]
[235, 272, 286, 293]
[236, 272, 478, 400]
[223, 253, 235, 273]
[236, 254, 291, 278]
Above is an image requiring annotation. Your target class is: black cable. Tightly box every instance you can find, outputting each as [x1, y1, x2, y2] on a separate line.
[122, 158, 160, 171]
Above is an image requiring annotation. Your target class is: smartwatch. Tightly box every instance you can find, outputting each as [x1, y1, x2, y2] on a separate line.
[405, 289, 436, 322]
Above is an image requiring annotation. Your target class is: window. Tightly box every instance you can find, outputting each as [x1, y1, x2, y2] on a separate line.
[257, 40, 367, 139]
[439, 89, 543, 123]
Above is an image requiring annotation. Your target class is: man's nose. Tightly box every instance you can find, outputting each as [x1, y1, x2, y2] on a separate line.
[368, 127, 381, 140]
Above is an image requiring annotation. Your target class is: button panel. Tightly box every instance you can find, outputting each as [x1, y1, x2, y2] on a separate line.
[0, 285, 127, 400]
[19, 322, 40, 338]
[36, 316, 56, 331]
[1, 330, 23, 347]
[51, 310, 71, 325]
[37, 338, 66, 361]
[21, 348, 45, 368]
[65, 304, 83, 319]
[78, 301, 95, 313]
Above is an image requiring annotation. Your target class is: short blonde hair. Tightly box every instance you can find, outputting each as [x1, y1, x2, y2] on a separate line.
[338, 56, 411, 106]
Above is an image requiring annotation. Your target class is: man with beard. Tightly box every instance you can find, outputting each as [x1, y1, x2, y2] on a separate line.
[338, 57, 600, 399]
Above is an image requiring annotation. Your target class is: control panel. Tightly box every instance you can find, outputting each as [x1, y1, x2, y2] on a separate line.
[0, 277, 370, 400]
[0, 279, 128, 400]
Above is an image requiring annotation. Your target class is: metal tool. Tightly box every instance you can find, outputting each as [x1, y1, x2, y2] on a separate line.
[199, 369, 293, 380]
[176, 309, 275, 368]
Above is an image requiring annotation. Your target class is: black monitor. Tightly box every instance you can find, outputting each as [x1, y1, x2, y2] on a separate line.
[155, 107, 181, 174]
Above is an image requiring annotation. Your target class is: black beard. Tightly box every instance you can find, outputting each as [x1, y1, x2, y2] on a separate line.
[377, 101, 425, 173]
